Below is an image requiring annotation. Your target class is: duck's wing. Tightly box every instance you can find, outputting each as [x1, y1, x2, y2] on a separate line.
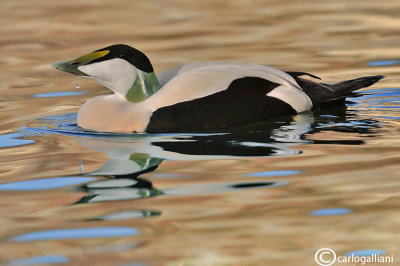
[157, 63, 320, 88]
[157, 62, 231, 87]
[145, 63, 315, 133]
[157, 62, 249, 86]
[157, 65, 184, 87]
[148, 63, 312, 113]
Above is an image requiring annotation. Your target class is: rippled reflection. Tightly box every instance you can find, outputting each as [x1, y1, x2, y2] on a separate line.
[7, 255, 69, 266]
[22, 102, 382, 161]
[16, 101, 386, 206]
[164, 180, 290, 196]
[91, 210, 161, 221]
[367, 59, 400, 67]
[245, 170, 302, 177]
[0, 133, 35, 148]
[0, 177, 95, 191]
[75, 175, 163, 204]
[10, 227, 140, 242]
[310, 208, 352, 216]
[34, 91, 87, 98]
[2, 90, 395, 265]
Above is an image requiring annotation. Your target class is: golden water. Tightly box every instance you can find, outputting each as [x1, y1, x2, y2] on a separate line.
[0, 0, 399, 265]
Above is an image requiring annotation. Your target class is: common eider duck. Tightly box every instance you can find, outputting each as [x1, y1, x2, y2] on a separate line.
[52, 44, 383, 133]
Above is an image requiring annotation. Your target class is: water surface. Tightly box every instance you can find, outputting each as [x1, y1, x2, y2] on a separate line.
[0, 0, 399, 265]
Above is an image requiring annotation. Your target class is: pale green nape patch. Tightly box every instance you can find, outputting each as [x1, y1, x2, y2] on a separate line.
[126, 70, 161, 103]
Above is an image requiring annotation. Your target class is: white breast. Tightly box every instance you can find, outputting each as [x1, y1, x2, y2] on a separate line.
[77, 94, 151, 133]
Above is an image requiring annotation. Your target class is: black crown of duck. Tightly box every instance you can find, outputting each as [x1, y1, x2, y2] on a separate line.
[92, 44, 154, 73]
[53, 44, 384, 133]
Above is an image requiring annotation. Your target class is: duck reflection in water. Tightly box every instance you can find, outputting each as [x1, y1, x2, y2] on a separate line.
[73, 104, 379, 204]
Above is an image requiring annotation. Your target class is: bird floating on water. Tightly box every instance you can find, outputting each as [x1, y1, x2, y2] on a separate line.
[52, 44, 383, 133]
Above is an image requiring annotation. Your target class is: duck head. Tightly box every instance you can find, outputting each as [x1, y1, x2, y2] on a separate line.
[52, 44, 160, 102]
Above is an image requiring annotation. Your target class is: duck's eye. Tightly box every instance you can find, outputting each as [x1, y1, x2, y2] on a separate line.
[71, 62, 80, 65]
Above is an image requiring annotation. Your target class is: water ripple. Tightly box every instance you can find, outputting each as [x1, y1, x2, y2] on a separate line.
[7, 255, 69, 266]
[92, 210, 161, 221]
[245, 170, 302, 177]
[163, 180, 289, 196]
[0, 177, 96, 191]
[367, 59, 400, 67]
[10, 227, 139, 242]
[34, 91, 87, 98]
[310, 208, 352, 216]
[0, 133, 35, 148]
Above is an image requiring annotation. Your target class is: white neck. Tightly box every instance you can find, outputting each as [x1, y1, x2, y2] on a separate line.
[78, 58, 138, 97]
[78, 58, 160, 102]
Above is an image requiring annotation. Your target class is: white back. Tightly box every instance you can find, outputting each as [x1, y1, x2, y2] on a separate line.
[148, 63, 312, 113]
[157, 65, 183, 86]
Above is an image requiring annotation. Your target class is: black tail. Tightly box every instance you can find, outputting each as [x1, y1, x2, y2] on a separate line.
[330, 75, 385, 98]
[286, 72, 384, 108]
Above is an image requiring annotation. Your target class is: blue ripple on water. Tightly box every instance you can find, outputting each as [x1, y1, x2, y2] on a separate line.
[10, 227, 140, 242]
[367, 59, 400, 67]
[344, 249, 386, 257]
[8, 255, 69, 265]
[310, 208, 352, 216]
[34, 91, 87, 98]
[378, 116, 400, 120]
[245, 170, 302, 177]
[0, 133, 35, 148]
[0, 177, 96, 191]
